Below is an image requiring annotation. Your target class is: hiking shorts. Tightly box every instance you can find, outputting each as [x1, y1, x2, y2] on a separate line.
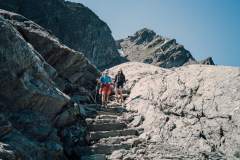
[116, 83, 124, 89]
[101, 84, 111, 95]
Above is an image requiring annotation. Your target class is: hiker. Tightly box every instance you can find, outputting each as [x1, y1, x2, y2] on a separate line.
[99, 70, 112, 106]
[114, 69, 126, 104]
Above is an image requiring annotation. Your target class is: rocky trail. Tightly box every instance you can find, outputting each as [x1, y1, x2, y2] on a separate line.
[76, 94, 146, 160]
[0, 1, 239, 159]
[75, 95, 216, 160]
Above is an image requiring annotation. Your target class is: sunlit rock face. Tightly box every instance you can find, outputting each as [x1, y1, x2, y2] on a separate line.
[109, 62, 240, 159]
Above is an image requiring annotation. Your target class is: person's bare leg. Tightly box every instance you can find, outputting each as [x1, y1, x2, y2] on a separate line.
[106, 94, 109, 105]
[104, 94, 107, 107]
[115, 88, 119, 103]
[102, 94, 106, 106]
[119, 88, 123, 104]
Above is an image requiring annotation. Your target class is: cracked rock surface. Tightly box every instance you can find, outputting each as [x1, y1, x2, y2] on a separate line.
[109, 62, 240, 159]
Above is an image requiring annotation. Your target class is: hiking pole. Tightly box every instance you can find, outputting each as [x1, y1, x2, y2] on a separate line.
[125, 95, 141, 105]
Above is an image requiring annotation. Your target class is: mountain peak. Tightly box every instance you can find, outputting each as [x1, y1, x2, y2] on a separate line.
[134, 28, 156, 36]
[118, 28, 197, 68]
[130, 28, 156, 44]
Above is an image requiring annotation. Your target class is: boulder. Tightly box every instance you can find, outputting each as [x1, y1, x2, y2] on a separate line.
[127, 137, 145, 147]
[110, 149, 127, 159]
[129, 115, 144, 127]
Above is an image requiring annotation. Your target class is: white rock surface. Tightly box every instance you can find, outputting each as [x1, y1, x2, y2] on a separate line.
[109, 62, 240, 159]
[109, 149, 126, 159]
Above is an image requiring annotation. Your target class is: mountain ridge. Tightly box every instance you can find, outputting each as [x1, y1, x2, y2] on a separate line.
[117, 28, 214, 68]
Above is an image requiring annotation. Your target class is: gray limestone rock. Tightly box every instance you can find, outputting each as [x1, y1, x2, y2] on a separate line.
[109, 149, 127, 160]
[0, 0, 127, 69]
[129, 115, 144, 127]
[0, 15, 69, 118]
[0, 10, 99, 160]
[0, 9, 99, 91]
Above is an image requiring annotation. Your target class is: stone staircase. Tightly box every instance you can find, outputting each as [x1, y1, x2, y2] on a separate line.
[75, 103, 143, 160]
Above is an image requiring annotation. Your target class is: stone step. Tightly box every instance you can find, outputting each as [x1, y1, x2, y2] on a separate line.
[86, 118, 122, 125]
[97, 111, 122, 116]
[96, 115, 119, 120]
[89, 129, 139, 141]
[97, 135, 136, 145]
[88, 123, 127, 132]
[112, 94, 129, 99]
[80, 154, 106, 160]
[76, 143, 132, 156]
[100, 106, 127, 113]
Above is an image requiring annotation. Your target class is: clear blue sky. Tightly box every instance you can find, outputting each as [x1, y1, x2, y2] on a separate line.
[69, 0, 240, 67]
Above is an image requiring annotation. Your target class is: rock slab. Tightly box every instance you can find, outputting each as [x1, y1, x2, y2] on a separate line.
[110, 62, 240, 159]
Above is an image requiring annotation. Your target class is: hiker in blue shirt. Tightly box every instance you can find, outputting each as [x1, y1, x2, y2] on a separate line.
[99, 70, 112, 106]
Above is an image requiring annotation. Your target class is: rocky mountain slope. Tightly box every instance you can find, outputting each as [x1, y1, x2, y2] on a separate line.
[109, 62, 240, 159]
[0, 9, 99, 91]
[117, 28, 214, 68]
[0, 1, 236, 160]
[0, 9, 99, 159]
[0, 0, 126, 69]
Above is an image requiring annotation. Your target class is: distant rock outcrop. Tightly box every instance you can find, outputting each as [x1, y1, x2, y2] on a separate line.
[0, 0, 126, 69]
[200, 57, 215, 65]
[109, 62, 240, 159]
[117, 28, 214, 68]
